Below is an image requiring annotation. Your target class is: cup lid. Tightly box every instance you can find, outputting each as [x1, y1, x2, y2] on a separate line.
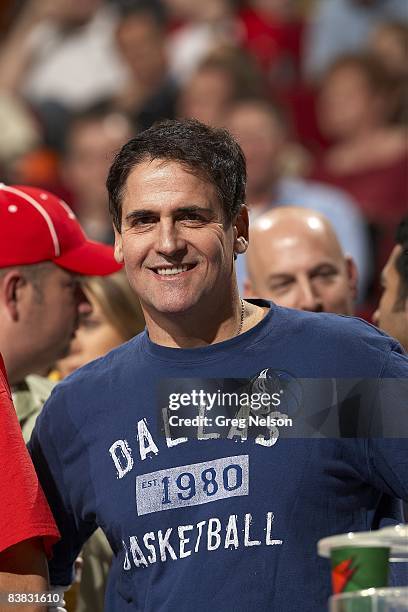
[318, 524, 408, 559]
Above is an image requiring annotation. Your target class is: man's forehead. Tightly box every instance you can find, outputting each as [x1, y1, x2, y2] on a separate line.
[254, 228, 339, 260]
[250, 232, 343, 277]
[122, 159, 219, 211]
[50, 265, 78, 281]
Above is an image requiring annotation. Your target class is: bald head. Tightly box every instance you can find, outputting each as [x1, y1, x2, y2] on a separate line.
[246, 207, 357, 314]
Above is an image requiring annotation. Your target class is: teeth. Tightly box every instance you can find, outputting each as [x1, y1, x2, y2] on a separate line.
[156, 265, 189, 276]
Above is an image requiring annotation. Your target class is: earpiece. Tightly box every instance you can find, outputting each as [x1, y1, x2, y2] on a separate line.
[235, 237, 248, 254]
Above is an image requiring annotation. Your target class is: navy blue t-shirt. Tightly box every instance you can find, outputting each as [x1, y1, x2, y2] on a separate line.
[29, 303, 408, 611]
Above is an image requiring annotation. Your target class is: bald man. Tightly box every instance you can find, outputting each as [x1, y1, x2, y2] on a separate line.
[245, 207, 358, 314]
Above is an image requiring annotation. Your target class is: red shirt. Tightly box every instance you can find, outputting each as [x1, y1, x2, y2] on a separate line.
[0, 355, 59, 556]
[238, 7, 303, 81]
[310, 151, 408, 226]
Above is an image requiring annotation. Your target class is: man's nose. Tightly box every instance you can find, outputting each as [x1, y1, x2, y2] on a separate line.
[75, 284, 92, 316]
[372, 309, 379, 325]
[156, 220, 187, 257]
[296, 279, 323, 312]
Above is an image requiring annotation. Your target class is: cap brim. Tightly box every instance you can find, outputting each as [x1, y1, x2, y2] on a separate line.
[53, 240, 122, 276]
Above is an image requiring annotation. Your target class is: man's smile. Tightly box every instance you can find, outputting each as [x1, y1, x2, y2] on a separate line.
[149, 263, 197, 277]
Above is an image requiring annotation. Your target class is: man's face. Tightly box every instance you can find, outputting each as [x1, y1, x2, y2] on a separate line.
[114, 159, 241, 316]
[228, 106, 284, 195]
[373, 245, 408, 349]
[246, 224, 356, 314]
[179, 68, 234, 127]
[23, 265, 90, 370]
[116, 14, 165, 84]
[318, 66, 377, 141]
[63, 119, 132, 205]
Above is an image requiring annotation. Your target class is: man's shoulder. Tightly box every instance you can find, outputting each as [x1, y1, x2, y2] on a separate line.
[281, 307, 393, 345]
[273, 306, 406, 376]
[276, 177, 360, 214]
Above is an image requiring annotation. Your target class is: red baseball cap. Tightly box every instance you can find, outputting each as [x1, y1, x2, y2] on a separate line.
[0, 184, 122, 275]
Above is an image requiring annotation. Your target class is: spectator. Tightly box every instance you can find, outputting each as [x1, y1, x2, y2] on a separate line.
[0, 183, 121, 441]
[311, 53, 407, 281]
[0, 352, 59, 612]
[61, 104, 134, 244]
[370, 20, 408, 78]
[165, 0, 239, 84]
[238, 0, 304, 89]
[227, 98, 371, 297]
[303, 0, 408, 80]
[178, 47, 263, 127]
[369, 21, 408, 124]
[373, 217, 408, 351]
[114, 2, 179, 131]
[0, 0, 127, 111]
[245, 207, 357, 314]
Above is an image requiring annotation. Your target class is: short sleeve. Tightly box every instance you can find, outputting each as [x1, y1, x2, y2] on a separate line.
[0, 356, 59, 556]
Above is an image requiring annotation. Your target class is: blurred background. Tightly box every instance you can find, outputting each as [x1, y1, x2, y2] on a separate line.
[0, 0, 407, 317]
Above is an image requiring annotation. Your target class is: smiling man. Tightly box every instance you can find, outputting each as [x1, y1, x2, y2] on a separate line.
[108, 121, 264, 344]
[29, 120, 408, 612]
[246, 206, 358, 314]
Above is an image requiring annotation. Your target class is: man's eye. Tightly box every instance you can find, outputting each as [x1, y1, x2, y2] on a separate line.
[311, 268, 338, 281]
[316, 271, 337, 280]
[270, 280, 292, 291]
[65, 280, 79, 290]
[132, 216, 156, 225]
[180, 213, 204, 222]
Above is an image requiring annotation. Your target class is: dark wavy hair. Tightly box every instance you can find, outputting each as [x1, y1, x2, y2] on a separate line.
[106, 118, 246, 232]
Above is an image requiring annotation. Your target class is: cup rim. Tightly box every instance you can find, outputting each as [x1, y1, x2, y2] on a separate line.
[330, 586, 408, 601]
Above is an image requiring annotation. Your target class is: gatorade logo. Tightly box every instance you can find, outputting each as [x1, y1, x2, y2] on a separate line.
[332, 558, 357, 593]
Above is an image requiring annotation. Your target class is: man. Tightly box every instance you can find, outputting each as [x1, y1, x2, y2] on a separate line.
[245, 207, 358, 314]
[29, 120, 408, 611]
[374, 217, 408, 350]
[114, 1, 178, 132]
[226, 98, 370, 296]
[61, 104, 133, 244]
[0, 353, 59, 612]
[0, 182, 121, 439]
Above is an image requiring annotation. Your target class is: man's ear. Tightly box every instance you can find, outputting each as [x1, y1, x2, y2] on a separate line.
[345, 256, 358, 301]
[0, 270, 25, 322]
[233, 205, 249, 255]
[114, 227, 124, 264]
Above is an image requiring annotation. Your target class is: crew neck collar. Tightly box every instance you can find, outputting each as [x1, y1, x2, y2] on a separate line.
[141, 299, 275, 363]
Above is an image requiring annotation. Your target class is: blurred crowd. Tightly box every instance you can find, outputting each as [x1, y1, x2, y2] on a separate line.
[0, 0, 407, 314]
[0, 2, 407, 610]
